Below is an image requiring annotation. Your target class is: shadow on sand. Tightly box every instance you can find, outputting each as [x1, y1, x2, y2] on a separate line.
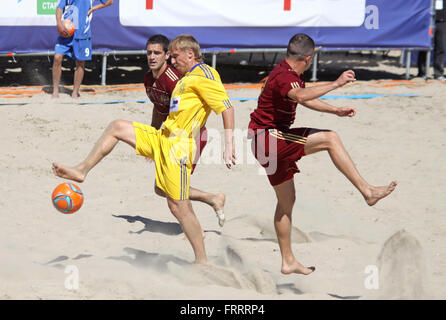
[112, 214, 184, 235]
[107, 247, 189, 271]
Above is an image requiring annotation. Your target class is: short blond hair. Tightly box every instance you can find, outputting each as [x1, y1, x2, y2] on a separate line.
[169, 34, 203, 62]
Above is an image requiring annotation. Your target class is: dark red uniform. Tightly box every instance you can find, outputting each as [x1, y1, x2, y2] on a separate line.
[144, 64, 207, 173]
[248, 59, 313, 186]
[144, 64, 181, 115]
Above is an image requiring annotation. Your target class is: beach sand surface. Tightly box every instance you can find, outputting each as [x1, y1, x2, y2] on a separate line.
[0, 76, 445, 300]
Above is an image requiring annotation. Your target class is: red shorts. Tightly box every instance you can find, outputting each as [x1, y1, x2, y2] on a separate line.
[191, 126, 207, 174]
[250, 127, 312, 186]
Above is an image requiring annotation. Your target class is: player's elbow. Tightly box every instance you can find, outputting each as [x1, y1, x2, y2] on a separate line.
[106, 0, 114, 6]
[294, 95, 305, 104]
[288, 88, 305, 104]
[291, 92, 305, 104]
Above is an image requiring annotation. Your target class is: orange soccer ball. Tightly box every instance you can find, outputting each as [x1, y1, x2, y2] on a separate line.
[52, 182, 84, 214]
[63, 19, 75, 37]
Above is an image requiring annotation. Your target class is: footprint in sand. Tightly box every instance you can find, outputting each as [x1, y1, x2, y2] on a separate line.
[167, 244, 277, 295]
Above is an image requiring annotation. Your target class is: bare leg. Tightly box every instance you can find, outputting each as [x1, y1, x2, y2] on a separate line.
[190, 187, 226, 227]
[273, 179, 315, 275]
[155, 184, 226, 226]
[72, 60, 85, 98]
[304, 130, 397, 206]
[167, 197, 208, 264]
[52, 120, 136, 182]
[52, 54, 64, 98]
[155, 185, 206, 238]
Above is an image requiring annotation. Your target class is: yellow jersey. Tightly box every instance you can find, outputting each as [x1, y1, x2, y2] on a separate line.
[163, 63, 233, 139]
[134, 63, 233, 200]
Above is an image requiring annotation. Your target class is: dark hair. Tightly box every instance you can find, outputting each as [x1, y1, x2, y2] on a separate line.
[146, 34, 170, 53]
[286, 33, 315, 61]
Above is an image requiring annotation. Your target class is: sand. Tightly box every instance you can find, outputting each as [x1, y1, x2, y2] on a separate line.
[0, 63, 445, 300]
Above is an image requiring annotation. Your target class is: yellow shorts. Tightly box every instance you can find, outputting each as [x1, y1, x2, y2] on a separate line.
[133, 122, 195, 200]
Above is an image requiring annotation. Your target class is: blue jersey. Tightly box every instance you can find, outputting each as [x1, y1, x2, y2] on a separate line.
[58, 0, 107, 40]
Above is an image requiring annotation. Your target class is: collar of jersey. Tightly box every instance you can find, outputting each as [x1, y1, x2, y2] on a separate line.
[189, 62, 206, 74]
[282, 59, 304, 77]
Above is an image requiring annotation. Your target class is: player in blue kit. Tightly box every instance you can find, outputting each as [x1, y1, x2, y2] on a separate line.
[52, 0, 113, 98]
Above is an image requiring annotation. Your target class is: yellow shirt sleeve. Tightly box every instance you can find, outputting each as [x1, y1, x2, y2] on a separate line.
[192, 72, 233, 115]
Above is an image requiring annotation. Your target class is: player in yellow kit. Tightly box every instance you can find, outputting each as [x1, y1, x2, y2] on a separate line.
[135, 55, 232, 200]
[52, 34, 235, 264]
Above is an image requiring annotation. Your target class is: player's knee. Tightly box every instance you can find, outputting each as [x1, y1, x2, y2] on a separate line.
[75, 60, 85, 69]
[53, 54, 63, 65]
[109, 119, 128, 135]
[325, 130, 341, 148]
[167, 199, 191, 220]
[285, 193, 296, 209]
[278, 193, 295, 212]
[167, 199, 181, 218]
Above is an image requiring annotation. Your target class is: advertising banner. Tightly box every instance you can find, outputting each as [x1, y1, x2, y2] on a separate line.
[119, 0, 366, 27]
[0, 0, 433, 54]
[1, 0, 58, 26]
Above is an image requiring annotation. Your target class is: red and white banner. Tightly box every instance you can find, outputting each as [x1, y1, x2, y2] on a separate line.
[119, 0, 366, 27]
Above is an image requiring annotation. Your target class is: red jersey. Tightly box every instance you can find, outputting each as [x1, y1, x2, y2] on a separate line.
[249, 59, 305, 133]
[144, 64, 181, 115]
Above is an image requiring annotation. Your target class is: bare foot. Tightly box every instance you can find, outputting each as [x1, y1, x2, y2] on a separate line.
[365, 181, 398, 206]
[52, 162, 85, 183]
[281, 261, 315, 275]
[52, 86, 60, 98]
[211, 193, 226, 227]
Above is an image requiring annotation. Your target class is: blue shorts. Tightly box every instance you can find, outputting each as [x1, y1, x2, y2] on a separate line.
[54, 37, 92, 61]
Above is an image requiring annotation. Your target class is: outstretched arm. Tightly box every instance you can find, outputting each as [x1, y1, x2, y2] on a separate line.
[88, 0, 114, 16]
[221, 107, 236, 169]
[287, 70, 356, 104]
[301, 99, 356, 117]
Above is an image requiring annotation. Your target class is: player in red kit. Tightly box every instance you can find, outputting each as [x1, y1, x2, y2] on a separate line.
[248, 33, 397, 275]
[144, 34, 226, 227]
